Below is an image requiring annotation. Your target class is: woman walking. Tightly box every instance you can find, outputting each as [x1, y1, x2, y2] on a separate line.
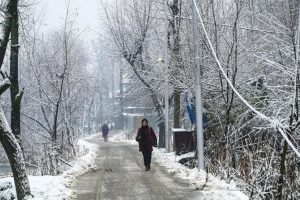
[102, 123, 109, 142]
[136, 118, 157, 171]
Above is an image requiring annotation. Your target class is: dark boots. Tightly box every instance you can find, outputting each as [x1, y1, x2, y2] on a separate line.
[144, 164, 150, 171]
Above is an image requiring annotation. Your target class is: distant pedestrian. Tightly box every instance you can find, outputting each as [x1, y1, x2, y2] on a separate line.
[136, 119, 157, 171]
[102, 123, 109, 142]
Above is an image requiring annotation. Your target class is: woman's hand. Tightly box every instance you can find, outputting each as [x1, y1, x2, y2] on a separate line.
[136, 134, 142, 142]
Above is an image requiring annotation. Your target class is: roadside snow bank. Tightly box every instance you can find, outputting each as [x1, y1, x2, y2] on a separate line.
[110, 132, 248, 199]
[0, 134, 99, 200]
[61, 134, 99, 198]
[0, 170, 74, 200]
[153, 148, 249, 200]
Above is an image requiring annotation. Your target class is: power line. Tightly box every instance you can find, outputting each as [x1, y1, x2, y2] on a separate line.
[192, 0, 300, 158]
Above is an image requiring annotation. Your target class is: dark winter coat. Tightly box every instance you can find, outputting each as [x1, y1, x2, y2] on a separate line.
[102, 124, 109, 136]
[136, 126, 157, 152]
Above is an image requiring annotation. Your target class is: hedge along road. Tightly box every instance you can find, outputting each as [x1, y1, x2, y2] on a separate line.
[76, 134, 203, 200]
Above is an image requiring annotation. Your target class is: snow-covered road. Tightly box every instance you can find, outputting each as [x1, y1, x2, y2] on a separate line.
[76, 134, 203, 200]
[0, 132, 248, 199]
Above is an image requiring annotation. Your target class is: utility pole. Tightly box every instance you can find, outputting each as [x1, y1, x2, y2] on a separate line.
[192, 0, 205, 170]
[164, 0, 170, 152]
[120, 59, 124, 130]
[112, 61, 115, 114]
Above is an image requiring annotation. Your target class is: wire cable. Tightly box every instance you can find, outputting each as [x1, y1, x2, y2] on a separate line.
[192, 0, 300, 158]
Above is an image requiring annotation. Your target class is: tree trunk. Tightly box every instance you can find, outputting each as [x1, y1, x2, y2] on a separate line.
[0, 0, 32, 199]
[277, 140, 288, 200]
[158, 119, 165, 148]
[87, 98, 93, 135]
[170, 0, 181, 129]
[0, 106, 32, 199]
[173, 89, 180, 128]
[10, 0, 23, 151]
[0, 1, 14, 65]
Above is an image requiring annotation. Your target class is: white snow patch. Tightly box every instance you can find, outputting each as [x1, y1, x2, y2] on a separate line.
[152, 148, 249, 200]
[0, 134, 99, 200]
[0, 175, 71, 200]
[172, 128, 191, 132]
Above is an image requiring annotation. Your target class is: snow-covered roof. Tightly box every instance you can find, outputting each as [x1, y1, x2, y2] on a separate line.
[172, 128, 194, 132]
[122, 113, 144, 117]
[125, 106, 154, 109]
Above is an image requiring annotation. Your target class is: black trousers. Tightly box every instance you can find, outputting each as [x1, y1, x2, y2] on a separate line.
[142, 150, 152, 166]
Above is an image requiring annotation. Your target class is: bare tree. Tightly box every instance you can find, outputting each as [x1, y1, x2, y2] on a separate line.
[0, 0, 32, 199]
[103, 0, 168, 147]
[18, 0, 89, 175]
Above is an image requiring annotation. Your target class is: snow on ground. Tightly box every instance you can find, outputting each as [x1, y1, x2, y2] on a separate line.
[0, 132, 248, 200]
[110, 132, 249, 200]
[152, 148, 249, 200]
[0, 134, 99, 200]
[0, 176, 68, 200]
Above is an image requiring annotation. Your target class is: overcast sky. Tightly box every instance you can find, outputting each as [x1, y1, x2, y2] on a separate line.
[38, 0, 101, 44]
[34, 0, 112, 68]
